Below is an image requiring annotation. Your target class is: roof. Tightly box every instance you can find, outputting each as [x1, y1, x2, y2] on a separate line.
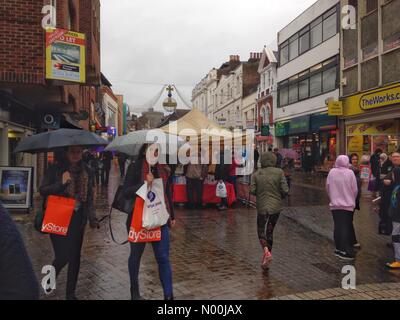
[101, 73, 112, 88]
[157, 109, 191, 128]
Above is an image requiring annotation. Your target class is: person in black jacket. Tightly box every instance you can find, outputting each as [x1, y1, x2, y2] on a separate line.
[215, 151, 231, 211]
[385, 167, 400, 269]
[349, 153, 362, 248]
[378, 153, 394, 235]
[40, 146, 99, 300]
[123, 144, 175, 300]
[0, 201, 39, 300]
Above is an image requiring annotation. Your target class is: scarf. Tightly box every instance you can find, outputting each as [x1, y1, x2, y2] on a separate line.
[65, 163, 89, 202]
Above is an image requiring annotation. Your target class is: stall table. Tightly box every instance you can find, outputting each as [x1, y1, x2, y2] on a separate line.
[173, 182, 236, 207]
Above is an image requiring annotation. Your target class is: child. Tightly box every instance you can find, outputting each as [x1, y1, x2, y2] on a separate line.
[386, 167, 400, 269]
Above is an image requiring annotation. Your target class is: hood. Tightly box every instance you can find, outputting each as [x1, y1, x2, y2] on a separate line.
[260, 152, 277, 168]
[335, 155, 350, 169]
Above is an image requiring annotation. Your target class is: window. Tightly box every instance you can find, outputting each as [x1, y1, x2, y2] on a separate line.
[289, 34, 299, 60]
[322, 67, 337, 92]
[289, 83, 298, 104]
[323, 10, 337, 41]
[299, 26, 310, 54]
[299, 78, 309, 100]
[279, 84, 289, 107]
[310, 17, 323, 48]
[310, 73, 322, 97]
[366, 0, 378, 14]
[280, 42, 289, 65]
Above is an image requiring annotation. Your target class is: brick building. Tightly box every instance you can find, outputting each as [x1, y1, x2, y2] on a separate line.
[0, 0, 101, 190]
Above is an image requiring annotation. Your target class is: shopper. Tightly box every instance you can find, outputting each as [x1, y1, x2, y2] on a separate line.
[379, 153, 394, 235]
[273, 148, 283, 168]
[349, 153, 362, 248]
[117, 152, 127, 178]
[386, 167, 400, 269]
[123, 144, 175, 300]
[370, 148, 383, 196]
[250, 152, 289, 270]
[0, 201, 39, 300]
[40, 146, 99, 300]
[254, 146, 260, 172]
[326, 155, 358, 261]
[215, 152, 231, 211]
[100, 151, 113, 187]
[184, 153, 208, 209]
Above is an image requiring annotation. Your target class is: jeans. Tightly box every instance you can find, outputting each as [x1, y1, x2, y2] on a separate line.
[128, 225, 173, 299]
[186, 178, 203, 207]
[332, 210, 355, 256]
[50, 209, 85, 298]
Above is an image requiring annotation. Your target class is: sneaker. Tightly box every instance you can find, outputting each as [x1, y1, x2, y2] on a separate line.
[261, 250, 273, 270]
[386, 262, 400, 269]
[353, 243, 361, 249]
[334, 249, 344, 257]
[336, 251, 355, 261]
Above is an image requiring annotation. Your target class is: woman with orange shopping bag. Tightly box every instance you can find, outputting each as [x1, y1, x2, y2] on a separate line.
[40, 146, 98, 300]
[123, 144, 175, 300]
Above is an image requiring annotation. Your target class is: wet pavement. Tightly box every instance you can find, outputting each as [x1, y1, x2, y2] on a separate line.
[14, 166, 400, 300]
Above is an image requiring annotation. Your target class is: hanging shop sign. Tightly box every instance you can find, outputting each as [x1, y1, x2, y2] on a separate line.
[0, 167, 33, 210]
[327, 100, 343, 116]
[346, 120, 399, 136]
[261, 125, 270, 137]
[45, 28, 86, 83]
[343, 83, 400, 116]
[311, 113, 337, 132]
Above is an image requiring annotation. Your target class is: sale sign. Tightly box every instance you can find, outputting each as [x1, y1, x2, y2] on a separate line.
[45, 28, 86, 83]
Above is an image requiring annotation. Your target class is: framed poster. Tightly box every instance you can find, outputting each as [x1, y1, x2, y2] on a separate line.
[0, 167, 33, 210]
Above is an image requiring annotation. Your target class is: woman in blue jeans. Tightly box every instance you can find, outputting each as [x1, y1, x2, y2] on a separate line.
[123, 145, 175, 300]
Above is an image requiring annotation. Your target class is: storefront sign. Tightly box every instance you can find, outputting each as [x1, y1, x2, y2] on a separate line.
[311, 113, 337, 132]
[261, 125, 270, 136]
[0, 167, 33, 209]
[46, 28, 86, 83]
[343, 83, 400, 116]
[288, 115, 310, 135]
[275, 121, 289, 137]
[328, 101, 343, 116]
[346, 120, 398, 136]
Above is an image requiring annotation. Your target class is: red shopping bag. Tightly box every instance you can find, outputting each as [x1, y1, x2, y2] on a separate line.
[41, 195, 76, 236]
[128, 197, 161, 243]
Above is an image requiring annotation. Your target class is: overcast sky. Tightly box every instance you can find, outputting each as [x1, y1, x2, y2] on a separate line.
[100, 0, 316, 114]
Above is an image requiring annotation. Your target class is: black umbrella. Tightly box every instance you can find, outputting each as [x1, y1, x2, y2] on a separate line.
[14, 129, 108, 154]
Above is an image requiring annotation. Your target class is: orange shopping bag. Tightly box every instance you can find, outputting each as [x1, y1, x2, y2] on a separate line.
[128, 197, 161, 243]
[41, 195, 76, 236]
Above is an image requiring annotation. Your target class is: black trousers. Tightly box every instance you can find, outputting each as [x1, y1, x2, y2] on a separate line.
[332, 210, 355, 255]
[101, 168, 110, 186]
[50, 210, 85, 298]
[257, 212, 280, 252]
[186, 178, 203, 207]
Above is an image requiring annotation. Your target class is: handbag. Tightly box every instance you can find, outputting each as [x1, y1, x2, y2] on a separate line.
[111, 185, 135, 215]
[216, 181, 227, 198]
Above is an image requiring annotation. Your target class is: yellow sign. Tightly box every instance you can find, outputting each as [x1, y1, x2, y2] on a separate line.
[45, 28, 86, 83]
[347, 136, 364, 153]
[346, 120, 399, 136]
[328, 100, 343, 116]
[343, 83, 400, 116]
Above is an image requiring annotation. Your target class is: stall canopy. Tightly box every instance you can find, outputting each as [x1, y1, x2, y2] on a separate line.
[160, 108, 251, 143]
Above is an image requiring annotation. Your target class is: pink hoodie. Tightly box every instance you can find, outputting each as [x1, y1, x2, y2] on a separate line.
[326, 155, 358, 212]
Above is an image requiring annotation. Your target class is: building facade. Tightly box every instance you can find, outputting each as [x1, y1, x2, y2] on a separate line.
[256, 47, 278, 152]
[276, 0, 340, 172]
[340, 0, 400, 158]
[191, 68, 219, 120]
[0, 0, 101, 189]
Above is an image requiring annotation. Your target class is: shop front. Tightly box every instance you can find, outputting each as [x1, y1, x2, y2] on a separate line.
[342, 82, 400, 158]
[275, 113, 337, 172]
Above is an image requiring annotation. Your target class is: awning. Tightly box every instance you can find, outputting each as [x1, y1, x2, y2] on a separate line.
[62, 113, 83, 129]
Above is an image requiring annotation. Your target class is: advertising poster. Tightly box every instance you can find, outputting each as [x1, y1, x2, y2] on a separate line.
[0, 167, 33, 209]
[45, 28, 86, 83]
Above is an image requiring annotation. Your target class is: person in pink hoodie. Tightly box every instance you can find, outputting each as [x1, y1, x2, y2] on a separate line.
[326, 155, 359, 261]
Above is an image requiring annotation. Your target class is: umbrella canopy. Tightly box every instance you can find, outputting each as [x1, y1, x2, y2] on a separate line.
[105, 129, 184, 157]
[14, 129, 108, 154]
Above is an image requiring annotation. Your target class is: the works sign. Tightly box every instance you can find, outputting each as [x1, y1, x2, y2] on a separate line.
[360, 85, 400, 111]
